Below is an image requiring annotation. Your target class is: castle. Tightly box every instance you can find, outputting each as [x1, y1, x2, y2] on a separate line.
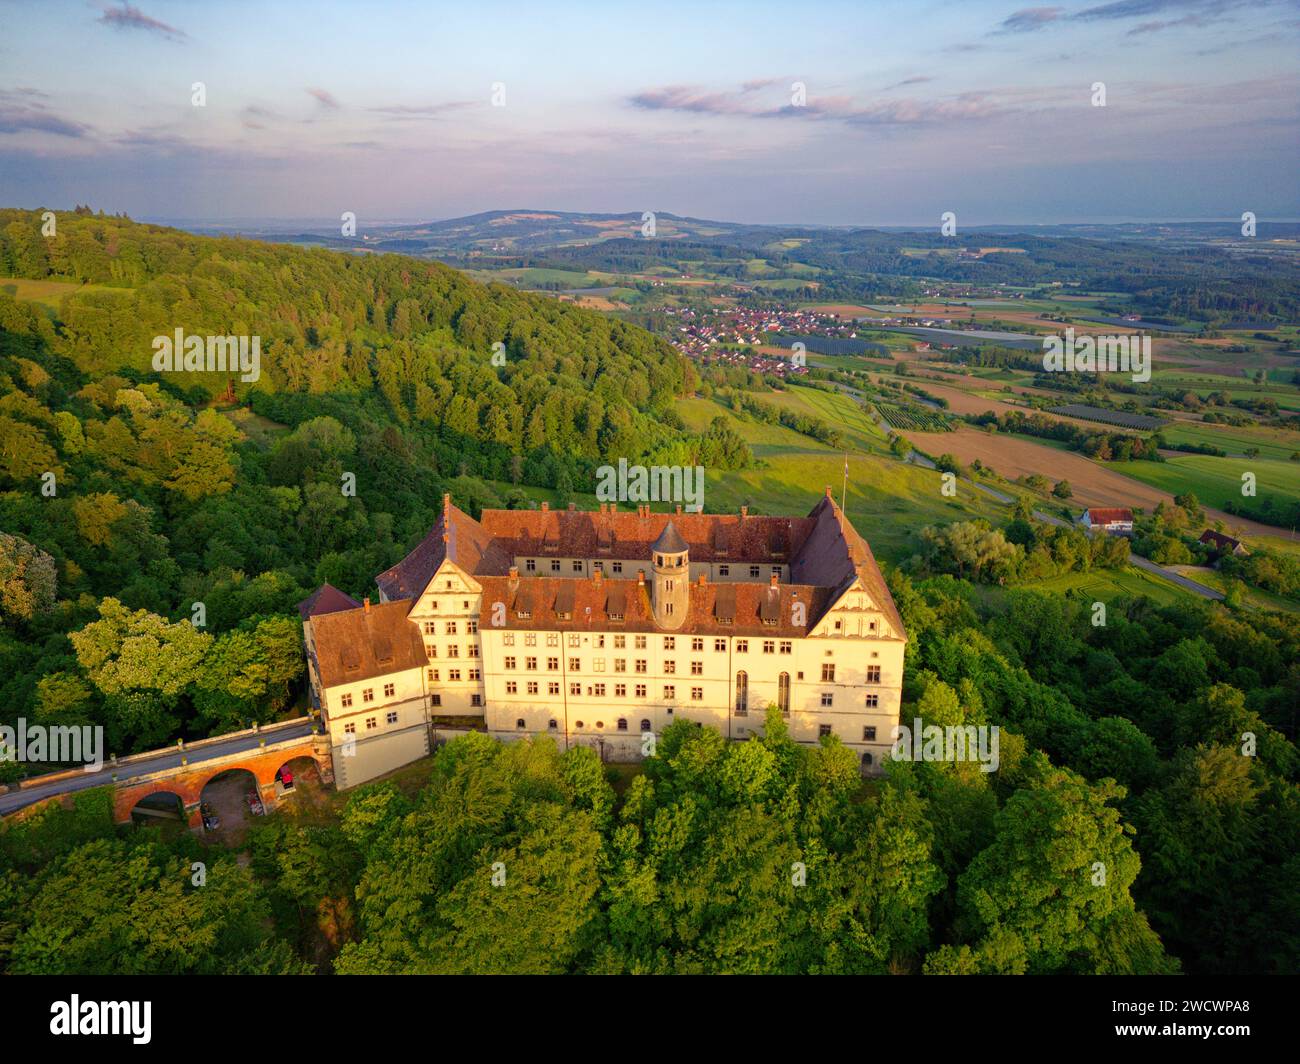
[299, 491, 906, 788]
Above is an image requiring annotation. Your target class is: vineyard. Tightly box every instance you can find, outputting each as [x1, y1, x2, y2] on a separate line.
[874, 402, 954, 432]
[1048, 404, 1167, 430]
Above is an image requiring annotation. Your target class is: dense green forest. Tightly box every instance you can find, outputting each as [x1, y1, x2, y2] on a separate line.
[0, 210, 750, 757]
[2, 572, 1295, 974]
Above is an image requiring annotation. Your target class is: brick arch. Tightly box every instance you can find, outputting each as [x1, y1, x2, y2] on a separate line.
[110, 740, 332, 825]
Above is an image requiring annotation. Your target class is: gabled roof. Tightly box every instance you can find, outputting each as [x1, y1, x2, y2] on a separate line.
[1083, 507, 1134, 524]
[652, 519, 688, 554]
[297, 583, 362, 621]
[1199, 529, 1243, 550]
[309, 601, 427, 687]
[376, 498, 512, 601]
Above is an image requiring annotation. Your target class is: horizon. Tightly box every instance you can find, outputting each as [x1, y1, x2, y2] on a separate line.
[2, 0, 1297, 225]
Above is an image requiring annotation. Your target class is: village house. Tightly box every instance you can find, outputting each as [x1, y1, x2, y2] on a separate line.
[1078, 507, 1135, 535]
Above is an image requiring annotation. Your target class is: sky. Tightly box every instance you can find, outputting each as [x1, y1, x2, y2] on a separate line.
[0, 0, 1297, 226]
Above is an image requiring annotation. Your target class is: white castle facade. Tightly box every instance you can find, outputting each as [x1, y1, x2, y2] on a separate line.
[300, 492, 906, 789]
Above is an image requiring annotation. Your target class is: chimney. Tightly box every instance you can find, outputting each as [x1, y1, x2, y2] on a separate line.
[541, 501, 549, 513]
[698, 571, 707, 586]
[740, 505, 748, 519]
[593, 567, 603, 586]
[637, 570, 646, 587]
[770, 573, 779, 587]
[509, 565, 518, 580]
[600, 502, 607, 514]
[364, 596, 371, 614]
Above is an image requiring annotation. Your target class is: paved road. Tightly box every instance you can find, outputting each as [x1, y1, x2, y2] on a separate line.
[0, 719, 317, 816]
[1128, 555, 1224, 600]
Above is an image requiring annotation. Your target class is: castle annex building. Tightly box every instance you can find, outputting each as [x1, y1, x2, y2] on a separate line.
[300, 493, 906, 788]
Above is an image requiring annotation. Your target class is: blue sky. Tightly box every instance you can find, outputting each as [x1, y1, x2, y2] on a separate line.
[0, 0, 1297, 225]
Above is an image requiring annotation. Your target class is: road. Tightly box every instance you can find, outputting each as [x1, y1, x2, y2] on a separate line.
[0, 718, 317, 816]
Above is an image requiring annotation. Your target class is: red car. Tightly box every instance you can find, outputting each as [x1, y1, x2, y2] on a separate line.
[276, 767, 294, 791]
[246, 790, 265, 815]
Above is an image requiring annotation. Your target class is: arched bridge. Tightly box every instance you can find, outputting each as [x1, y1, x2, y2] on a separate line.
[0, 718, 334, 827]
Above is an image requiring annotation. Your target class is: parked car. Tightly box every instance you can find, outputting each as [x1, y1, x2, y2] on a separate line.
[276, 767, 294, 791]
[200, 802, 220, 830]
[246, 790, 265, 815]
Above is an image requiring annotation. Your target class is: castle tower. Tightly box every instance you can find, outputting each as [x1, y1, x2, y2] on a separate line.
[651, 520, 689, 630]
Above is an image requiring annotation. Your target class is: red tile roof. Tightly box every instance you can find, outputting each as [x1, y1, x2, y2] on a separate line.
[376, 496, 512, 600]
[1084, 508, 1134, 524]
[297, 583, 362, 620]
[309, 600, 429, 687]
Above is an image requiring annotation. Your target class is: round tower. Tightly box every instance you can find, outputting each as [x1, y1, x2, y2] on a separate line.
[651, 520, 689, 630]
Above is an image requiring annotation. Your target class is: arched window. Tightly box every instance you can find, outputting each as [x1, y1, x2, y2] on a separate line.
[548, 719, 558, 730]
[515, 718, 526, 730]
[778, 672, 790, 715]
[735, 670, 748, 714]
[617, 718, 628, 731]
[640, 719, 652, 732]
[862, 751, 873, 767]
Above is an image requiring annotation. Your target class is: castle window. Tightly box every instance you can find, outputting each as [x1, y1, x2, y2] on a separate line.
[548, 682, 560, 695]
[862, 752, 873, 767]
[387, 711, 398, 725]
[431, 695, 441, 707]
[614, 635, 626, 649]
[664, 660, 676, 674]
[447, 645, 459, 658]
[592, 684, 606, 697]
[821, 693, 833, 707]
[778, 673, 790, 715]
[432, 601, 439, 610]
[569, 657, 581, 671]
[735, 671, 748, 714]
[866, 666, 881, 683]
[551, 560, 561, 572]
[470, 694, 482, 707]
[341, 693, 353, 708]
[344, 722, 356, 734]
[780, 641, 792, 654]
[618, 718, 628, 731]
[575, 720, 584, 729]
[526, 656, 537, 670]
[665, 603, 674, 616]
[366, 717, 377, 730]
[763, 641, 774, 654]
[636, 659, 647, 673]
[503, 634, 514, 647]
[822, 664, 835, 682]
[547, 634, 559, 647]
[663, 685, 675, 700]
[467, 620, 478, 634]
[363, 688, 374, 703]
[616, 684, 626, 698]
[635, 635, 647, 649]
[427, 669, 438, 682]
[664, 638, 676, 653]
[527, 682, 538, 695]
[505, 657, 516, 670]
[384, 683, 395, 698]
[865, 694, 879, 709]
[715, 639, 726, 653]
[615, 659, 626, 673]
[749, 566, 760, 578]
[526, 559, 536, 572]
[691, 661, 702, 675]
[736, 640, 748, 653]
[573, 561, 583, 573]
[635, 684, 646, 698]
[423, 621, 436, 634]
[691, 687, 703, 701]
[640, 719, 651, 731]
[448, 670, 461, 681]
[525, 633, 537, 646]
[569, 635, 581, 648]
[570, 683, 581, 696]
[863, 726, 877, 741]
[692, 637, 704, 651]
[507, 681, 518, 694]
[819, 724, 832, 738]
[516, 718, 526, 730]
[548, 719, 558, 730]
[613, 562, 623, 574]
[446, 621, 458, 635]
[469, 668, 481, 681]
[719, 565, 729, 577]
[548, 657, 559, 670]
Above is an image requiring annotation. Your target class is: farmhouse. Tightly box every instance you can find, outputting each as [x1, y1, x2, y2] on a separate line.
[1079, 507, 1134, 535]
[1198, 529, 1249, 560]
[300, 493, 907, 788]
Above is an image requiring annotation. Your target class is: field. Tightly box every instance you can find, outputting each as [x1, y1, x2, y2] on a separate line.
[1011, 566, 1191, 608]
[1, 277, 133, 310]
[1108, 454, 1300, 515]
[1161, 420, 1300, 460]
[1049, 404, 1167, 431]
[675, 393, 1008, 562]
